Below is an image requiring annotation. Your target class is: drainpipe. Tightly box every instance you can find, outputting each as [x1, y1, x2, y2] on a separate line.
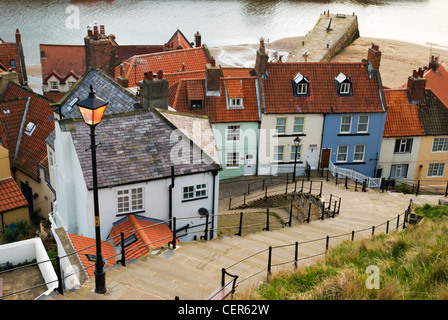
[169, 166, 175, 230]
[210, 169, 218, 240]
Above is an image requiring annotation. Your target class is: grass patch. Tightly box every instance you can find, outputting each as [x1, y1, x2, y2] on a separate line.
[236, 204, 448, 300]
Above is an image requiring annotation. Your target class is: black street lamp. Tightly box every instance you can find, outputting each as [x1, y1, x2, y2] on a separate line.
[77, 85, 108, 294]
[292, 136, 301, 182]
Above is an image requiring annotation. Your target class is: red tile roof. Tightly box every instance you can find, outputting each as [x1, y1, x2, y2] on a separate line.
[109, 215, 175, 260]
[262, 62, 385, 114]
[383, 89, 423, 137]
[0, 177, 28, 214]
[40, 44, 86, 82]
[424, 64, 448, 108]
[116, 47, 211, 85]
[0, 42, 25, 84]
[166, 29, 194, 50]
[68, 233, 118, 279]
[171, 76, 260, 123]
[0, 83, 55, 181]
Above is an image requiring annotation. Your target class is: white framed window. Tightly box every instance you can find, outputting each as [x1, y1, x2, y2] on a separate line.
[427, 163, 445, 177]
[226, 152, 240, 168]
[297, 83, 308, 95]
[340, 116, 352, 134]
[274, 146, 284, 162]
[68, 81, 76, 90]
[229, 98, 243, 109]
[117, 187, 143, 214]
[293, 117, 304, 133]
[432, 138, 448, 152]
[353, 145, 365, 162]
[183, 184, 208, 201]
[276, 118, 287, 134]
[336, 145, 349, 162]
[357, 115, 370, 133]
[290, 145, 301, 161]
[390, 164, 408, 178]
[394, 139, 413, 154]
[340, 82, 351, 94]
[49, 150, 54, 168]
[50, 81, 59, 90]
[226, 125, 241, 141]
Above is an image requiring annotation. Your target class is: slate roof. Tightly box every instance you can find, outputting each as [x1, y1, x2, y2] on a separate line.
[261, 62, 385, 114]
[0, 83, 55, 180]
[0, 177, 28, 214]
[155, 108, 220, 165]
[67, 109, 219, 190]
[383, 88, 448, 137]
[108, 214, 175, 260]
[170, 76, 260, 123]
[53, 67, 138, 119]
[68, 233, 117, 279]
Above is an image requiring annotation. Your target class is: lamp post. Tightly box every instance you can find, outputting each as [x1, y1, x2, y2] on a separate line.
[77, 85, 108, 294]
[292, 136, 301, 182]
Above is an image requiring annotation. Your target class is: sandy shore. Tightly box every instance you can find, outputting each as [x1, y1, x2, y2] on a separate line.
[26, 36, 448, 92]
[209, 36, 448, 89]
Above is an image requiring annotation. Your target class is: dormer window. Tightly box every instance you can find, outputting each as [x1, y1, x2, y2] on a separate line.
[335, 72, 352, 96]
[190, 100, 203, 110]
[292, 72, 309, 96]
[229, 98, 243, 109]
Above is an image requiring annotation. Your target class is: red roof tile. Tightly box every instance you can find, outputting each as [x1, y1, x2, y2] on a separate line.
[68, 233, 118, 279]
[171, 76, 260, 123]
[166, 30, 194, 50]
[116, 47, 210, 84]
[0, 83, 55, 181]
[262, 62, 384, 114]
[0, 177, 28, 214]
[0, 42, 25, 84]
[40, 44, 86, 82]
[424, 64, 448, 108]
[383, 89, 424, 137]
[109, 215, 175, 260]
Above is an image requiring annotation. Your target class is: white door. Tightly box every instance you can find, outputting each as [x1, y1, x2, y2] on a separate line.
[306, 148, 319, 170]
[244, 153, 256, 175]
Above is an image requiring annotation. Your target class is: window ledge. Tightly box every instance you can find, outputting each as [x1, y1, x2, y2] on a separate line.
[182, 196, 208, 203]
[337, 133, 370, 136]
[116, 210, 146, 217]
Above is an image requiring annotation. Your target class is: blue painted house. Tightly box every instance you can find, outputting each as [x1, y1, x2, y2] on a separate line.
[257, 44, 387, 178]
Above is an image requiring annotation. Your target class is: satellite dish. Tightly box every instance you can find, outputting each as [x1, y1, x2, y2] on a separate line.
[198, 208, 209, 216]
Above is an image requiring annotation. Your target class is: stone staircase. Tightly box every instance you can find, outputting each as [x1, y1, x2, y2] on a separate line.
[46, 180, 442, 300]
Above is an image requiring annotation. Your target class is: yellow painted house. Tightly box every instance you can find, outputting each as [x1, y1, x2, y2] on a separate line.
[0, 145, 30, 227]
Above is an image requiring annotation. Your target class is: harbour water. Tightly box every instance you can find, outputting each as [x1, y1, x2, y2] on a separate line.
[1, 0, 447, 66]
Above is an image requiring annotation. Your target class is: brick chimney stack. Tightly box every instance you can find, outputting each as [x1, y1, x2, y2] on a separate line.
[255, 37, 269, 78]
[15, 29, 21, 44]
[84, 22, 116, 77]
[195, 32, 202, 48]
[367, 43, 381, 72]
[429, 56, 439, 72]
[117, 64, 129, 88]
[205, 57, 222, 94]
[139, 70, 169, 109]
[407, 67, 427, 102]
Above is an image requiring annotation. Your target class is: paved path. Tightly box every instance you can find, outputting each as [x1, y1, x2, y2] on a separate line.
[49, 178, 443, 300]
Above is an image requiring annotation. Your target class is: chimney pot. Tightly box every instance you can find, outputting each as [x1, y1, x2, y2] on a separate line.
[100, 25, 105, 37]
[210, 57, 216, 67]
[93, 25, 99, 40]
